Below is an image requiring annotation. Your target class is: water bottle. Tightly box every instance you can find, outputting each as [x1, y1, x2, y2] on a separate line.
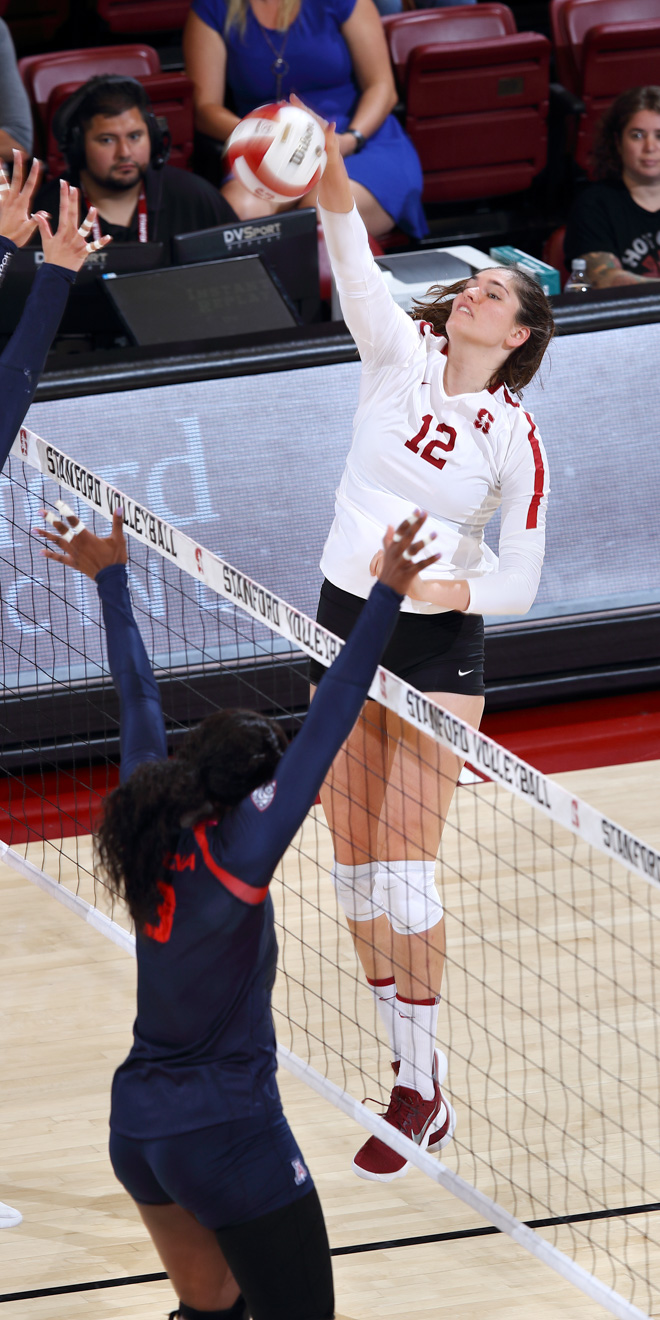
[564, 258, 591, 293]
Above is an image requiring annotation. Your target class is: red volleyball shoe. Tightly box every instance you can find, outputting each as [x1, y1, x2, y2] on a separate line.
[352, 1051, 455, 1181]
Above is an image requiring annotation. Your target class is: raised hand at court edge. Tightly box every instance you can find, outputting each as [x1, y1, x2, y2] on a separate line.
[32, 180, 112, 273]
[0, 150, 43, 248]
[376, 511, 440, 597]
[35, 505, 127, 579]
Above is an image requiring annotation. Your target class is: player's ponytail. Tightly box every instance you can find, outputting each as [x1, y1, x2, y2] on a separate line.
[95, 709, 287, 929]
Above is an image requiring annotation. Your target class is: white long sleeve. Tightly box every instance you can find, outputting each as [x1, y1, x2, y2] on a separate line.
[319, 204, 550, 618]
[320, 203, 420, 369]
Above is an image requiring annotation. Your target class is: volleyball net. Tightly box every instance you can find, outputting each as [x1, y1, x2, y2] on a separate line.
[2, 424, 660, 1320]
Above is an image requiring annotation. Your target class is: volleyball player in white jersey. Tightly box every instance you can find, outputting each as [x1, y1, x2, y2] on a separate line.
[308, 105, 555, 1182]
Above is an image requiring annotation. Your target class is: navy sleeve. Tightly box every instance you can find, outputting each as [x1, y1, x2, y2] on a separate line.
[0, 259, 76, 471]
[219, 580, 402, 886]
[95, 563, 168, 782]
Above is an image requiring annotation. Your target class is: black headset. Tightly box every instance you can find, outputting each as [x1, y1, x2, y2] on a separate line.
[52, 75, 170, 175]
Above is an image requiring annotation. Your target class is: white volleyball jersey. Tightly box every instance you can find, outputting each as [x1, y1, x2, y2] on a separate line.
[319, 204, 550, 616]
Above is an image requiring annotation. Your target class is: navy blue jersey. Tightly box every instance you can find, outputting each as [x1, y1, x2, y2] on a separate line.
[0, 235, 75, 468]
[96, 564, 401, 1139]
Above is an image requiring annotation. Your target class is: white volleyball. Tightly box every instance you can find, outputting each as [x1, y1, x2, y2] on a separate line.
[226, 103, 327, 205]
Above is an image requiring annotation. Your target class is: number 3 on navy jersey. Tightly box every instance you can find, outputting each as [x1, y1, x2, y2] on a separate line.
[405, 414, 457, 470]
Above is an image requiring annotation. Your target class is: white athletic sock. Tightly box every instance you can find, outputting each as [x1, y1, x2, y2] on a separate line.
[367, 975, 399, 1062]
[395, 994, 440, 1100]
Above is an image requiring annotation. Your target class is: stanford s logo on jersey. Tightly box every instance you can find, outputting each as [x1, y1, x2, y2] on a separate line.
[474, 409, 494, 434]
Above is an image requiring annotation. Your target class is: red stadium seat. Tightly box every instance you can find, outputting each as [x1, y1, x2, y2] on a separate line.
[550, 0, 660, 170]
[96, 0, 191, 33]
[385, 3, 516, 90]
[44, 73, 195, 174]
[19, 45, 160, 148]
[383, 6, 550, 204]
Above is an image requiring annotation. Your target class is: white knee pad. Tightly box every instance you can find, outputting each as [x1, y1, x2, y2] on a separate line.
[376, 860, 443, 935]
[331, 860, 382, 922]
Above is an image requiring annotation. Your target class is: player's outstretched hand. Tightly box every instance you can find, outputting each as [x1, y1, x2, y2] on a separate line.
[35, 505, 127, 579]
[32, 181, 112, 273]
[289, 92, 341, 165]
[375, 511, 440, 597]
[0, 151, 43, 248]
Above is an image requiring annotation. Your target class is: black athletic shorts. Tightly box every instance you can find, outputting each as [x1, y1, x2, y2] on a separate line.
[309, 579, 485, 696]
[110, 1116, 334, 1320]
[109, 1110, 313, 1228]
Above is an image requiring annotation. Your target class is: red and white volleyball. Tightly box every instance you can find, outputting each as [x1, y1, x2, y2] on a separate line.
[226, 103, 327, 204]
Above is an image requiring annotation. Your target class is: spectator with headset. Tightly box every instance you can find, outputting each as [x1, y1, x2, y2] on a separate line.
[34, 76, 237, 261]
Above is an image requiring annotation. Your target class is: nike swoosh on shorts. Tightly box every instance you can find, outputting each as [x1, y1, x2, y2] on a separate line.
[458, 669, 474, 676]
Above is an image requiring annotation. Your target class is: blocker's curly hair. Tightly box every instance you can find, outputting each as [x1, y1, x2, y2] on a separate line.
[95, 709, 287, 929]
[411, 265, 555, 395]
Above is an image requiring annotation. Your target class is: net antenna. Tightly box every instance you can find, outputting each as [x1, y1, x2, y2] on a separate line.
[3, 423, 660, 1320]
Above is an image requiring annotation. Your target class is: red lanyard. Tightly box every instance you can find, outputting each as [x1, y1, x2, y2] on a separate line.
[83, 185, 148, 242]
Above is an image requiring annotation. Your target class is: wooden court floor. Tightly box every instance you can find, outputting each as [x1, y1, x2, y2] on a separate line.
[1, 759, 659, 1320]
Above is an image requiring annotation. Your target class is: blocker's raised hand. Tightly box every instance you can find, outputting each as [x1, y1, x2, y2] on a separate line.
[376, 511, 440, 597]
[0, 150, 43, 248]
[35, 504, 127, 579]
[33, 182, 112, 273]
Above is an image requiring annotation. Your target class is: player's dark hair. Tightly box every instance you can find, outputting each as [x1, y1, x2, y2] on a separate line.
[591, 85, 660, 181]
[95, 709, 287, 929]
[411, 267, 554, 395]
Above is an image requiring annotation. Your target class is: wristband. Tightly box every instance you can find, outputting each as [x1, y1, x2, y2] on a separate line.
[346, 128, 366, 154]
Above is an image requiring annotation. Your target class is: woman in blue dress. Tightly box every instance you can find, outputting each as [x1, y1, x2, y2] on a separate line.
[183, 0, 427, 239]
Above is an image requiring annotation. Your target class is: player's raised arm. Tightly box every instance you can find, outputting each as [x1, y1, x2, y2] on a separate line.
[0, 159, 111, 470]
[35, 507, 167, 780]
[308, 102, 420, 370]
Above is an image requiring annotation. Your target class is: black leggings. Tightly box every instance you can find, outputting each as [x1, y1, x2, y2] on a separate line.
[215, 1187, 334, 1320]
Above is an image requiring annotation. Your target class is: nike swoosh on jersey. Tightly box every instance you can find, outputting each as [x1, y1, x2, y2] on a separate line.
[458, 669, 474, 676]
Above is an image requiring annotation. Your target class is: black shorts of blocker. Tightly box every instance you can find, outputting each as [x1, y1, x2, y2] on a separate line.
[110, 1114, 334, 1320]
[109, 1111, 314, 1227]
[309, 579, 485, 696]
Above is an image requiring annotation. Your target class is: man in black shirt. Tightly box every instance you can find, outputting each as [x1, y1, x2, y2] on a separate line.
[564, 86, 660, 288]
[34, 76, 236, 261]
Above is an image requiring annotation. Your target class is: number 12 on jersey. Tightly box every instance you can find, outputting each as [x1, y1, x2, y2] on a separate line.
[405, 414, 457, 470]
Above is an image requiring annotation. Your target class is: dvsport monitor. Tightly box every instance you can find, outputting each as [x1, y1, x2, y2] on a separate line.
[102, 253, 298, 347]
[172, 207, 321, 323]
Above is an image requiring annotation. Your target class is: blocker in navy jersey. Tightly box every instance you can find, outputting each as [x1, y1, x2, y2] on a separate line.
[96, 563, 402, 1174]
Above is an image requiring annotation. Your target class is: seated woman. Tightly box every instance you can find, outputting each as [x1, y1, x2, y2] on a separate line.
[564, 86, 660, 287]
[183, 0, 427, 239]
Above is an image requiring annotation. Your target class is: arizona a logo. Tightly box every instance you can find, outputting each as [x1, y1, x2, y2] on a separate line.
[291, 1157, 308, 1186]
